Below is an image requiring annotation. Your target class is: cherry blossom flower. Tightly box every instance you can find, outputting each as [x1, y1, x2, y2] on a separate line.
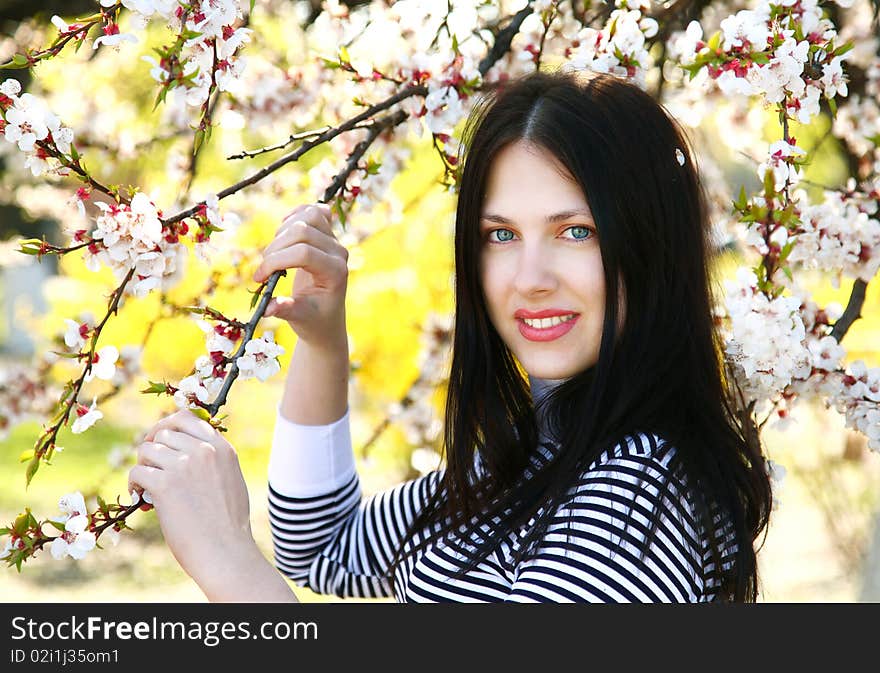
[54, 491, 87, 522]
[48, 491, 96, 560]
[50, 514, 96, 560]
[63, 319, 89, 351]
[808, 335, 847, 372]
[719, 9, 770, 51]
[236, 332, 285, 382]
[757, 140, 806, 192]
[71, 398, 103, 434]
[3, 94, 51, 152]
[821, 56, 848, 99]
[92, 24, 138, 51]
[172, 373, 221, 409]
[84, 345, 119, 382]
[197, 320, 239, 355]
[130, 488, 154, 507]
[0, 78, 21, 98]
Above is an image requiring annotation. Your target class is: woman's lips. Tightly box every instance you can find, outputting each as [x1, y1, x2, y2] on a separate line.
[516, 315, 579, 342]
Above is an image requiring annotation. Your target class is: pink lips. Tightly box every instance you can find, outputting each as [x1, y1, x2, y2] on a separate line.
[516, 314, 579, 342]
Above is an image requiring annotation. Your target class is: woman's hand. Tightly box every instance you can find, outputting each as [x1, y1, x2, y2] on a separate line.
[253, 203, 349, 350]
[127, 409, 264, 598]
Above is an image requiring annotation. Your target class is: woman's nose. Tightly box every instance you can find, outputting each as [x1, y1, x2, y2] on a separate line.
[513, 245, 558, 296]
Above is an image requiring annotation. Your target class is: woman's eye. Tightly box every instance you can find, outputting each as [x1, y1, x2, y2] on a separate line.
[487, 228, 516, 243]
[565, 226, 593, 241]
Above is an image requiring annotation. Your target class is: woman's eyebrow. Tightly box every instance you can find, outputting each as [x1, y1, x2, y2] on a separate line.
[480, 209, 592, 224]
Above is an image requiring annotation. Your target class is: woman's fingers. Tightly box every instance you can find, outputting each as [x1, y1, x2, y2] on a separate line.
[136, 441, 178, 470]
[144, 409, 222, 445]
[254, 242, 346, 288]
[128, 464, 162, 501]
[278, 203, 333, 236]
[263, 219, 330, 256]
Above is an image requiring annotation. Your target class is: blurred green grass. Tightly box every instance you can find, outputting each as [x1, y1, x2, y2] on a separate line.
[0, 420, 139, 513]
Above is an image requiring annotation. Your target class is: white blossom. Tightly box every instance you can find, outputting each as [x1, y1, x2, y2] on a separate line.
[71, 398, 103, 434]
[236, 332, 285, 382]
[50, 514, 96, 560]
[84, 345, 119, 382]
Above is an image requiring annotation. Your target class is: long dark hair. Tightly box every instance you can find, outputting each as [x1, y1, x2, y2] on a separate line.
[387, 69, 773, 602]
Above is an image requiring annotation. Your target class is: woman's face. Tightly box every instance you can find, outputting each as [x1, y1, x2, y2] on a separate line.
[479, 140, 607, 380]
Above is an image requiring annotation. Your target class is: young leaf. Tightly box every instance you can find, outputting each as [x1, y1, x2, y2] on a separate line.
[140, 380, 170, 395]
[25, 457, 40, 486]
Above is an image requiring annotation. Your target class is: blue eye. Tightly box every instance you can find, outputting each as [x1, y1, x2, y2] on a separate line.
[567, 226, 592, 241]
[489, 229, 513, 243]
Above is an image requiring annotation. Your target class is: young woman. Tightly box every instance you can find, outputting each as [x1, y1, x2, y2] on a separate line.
[129, 69, 773, 603]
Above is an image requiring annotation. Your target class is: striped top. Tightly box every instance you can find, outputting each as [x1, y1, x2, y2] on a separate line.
[267, 400, 739, 602]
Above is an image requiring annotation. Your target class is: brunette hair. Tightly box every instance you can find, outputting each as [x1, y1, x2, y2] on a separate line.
[387, 69, 773, 602]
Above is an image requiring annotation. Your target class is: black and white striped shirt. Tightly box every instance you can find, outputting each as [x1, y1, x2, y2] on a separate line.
[267, 401, 739, 602]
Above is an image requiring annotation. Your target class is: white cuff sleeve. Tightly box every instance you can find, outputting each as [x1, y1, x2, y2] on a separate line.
[267, 403, 357, 497]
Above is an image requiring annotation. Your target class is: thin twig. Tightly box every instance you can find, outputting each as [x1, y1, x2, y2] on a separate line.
[227, 121, 375, 161]
[162, 85, 427, 227]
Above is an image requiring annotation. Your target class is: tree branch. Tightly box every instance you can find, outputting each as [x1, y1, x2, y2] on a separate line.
[830, 279, 868, 343]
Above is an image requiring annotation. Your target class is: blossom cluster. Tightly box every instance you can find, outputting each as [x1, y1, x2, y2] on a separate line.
[758, 298, 845, 427]
[832, 360, 880, 452]
[723, 267, 811, 401]
[172, 318, 284, 411]
[0, 79, 75, 177]
[832, 62, 880, 161]
[562, 0, 659, 89]
[68, 1, 253, 110]
[82, 192, 188, 298]
[682, 0, 852, 125]
[1, 491, 131, 568]
[172, 318, 240, 409]
[789, 187, 880, 285]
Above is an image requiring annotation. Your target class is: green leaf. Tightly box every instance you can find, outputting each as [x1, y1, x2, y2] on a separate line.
[17, 239, 45, 255]
[140, 380, 170, 395]
[733, 185, 748, 211]
[707, 30, 721, 52]
[12, 53, 29, 66]
[193, 128, 206, 155]
[47, 519, 66, 532]
[18, 449, 33, 463]
[49, 350, 84, 359]
[25, 456, 40, 486]
[827, 96, 837, 118]
[12, 511, 31, 536]
[834, 41, 854, 57]
[191, 407, 212, 423]
[338, 45, 350, 64]
[250, 0, 256, 13]
[750, 51, 770, 65]
[249, 287, 262, 310]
